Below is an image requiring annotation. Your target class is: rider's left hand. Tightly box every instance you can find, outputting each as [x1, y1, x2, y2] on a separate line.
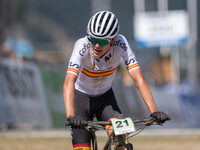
[150, 111, 169, 123]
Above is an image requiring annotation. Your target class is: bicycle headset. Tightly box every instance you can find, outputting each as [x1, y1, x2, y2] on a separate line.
[87, 11, 120, 39]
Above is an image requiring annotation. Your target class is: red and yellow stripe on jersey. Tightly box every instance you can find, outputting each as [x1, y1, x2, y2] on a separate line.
[67, 67, 79, 75]
[126, 63, 139, 71]
[73, 144, 91, 150]
[82, 66, 118, 78]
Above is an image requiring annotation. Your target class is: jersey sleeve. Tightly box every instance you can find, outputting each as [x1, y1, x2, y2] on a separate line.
[67, 38, 90, 76]
[118, 34, 140, 72]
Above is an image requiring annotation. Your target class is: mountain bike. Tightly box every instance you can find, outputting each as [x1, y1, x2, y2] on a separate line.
[65, 114, 171, 150]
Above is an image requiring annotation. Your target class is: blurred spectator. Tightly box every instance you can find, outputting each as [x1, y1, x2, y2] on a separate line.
[0, 37, 35, 62]
[15, 39, 34, 59]
[151, 57, 174, 86]
[0, 42, 16, 61]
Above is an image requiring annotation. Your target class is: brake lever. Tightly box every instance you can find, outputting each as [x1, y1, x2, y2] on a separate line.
[85, 121, 101, 132]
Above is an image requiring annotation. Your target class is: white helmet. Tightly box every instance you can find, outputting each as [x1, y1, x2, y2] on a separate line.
[87, 11, 119, 39]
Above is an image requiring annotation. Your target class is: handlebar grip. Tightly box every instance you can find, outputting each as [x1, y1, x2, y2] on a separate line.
[65, 121, 71, 126]
[149, 115, 171, 122]
[167, 115, 171, 121]
[65, 120, 88, 126]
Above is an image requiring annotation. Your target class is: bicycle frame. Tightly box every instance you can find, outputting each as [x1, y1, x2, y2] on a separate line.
[83, 122, 126, 150]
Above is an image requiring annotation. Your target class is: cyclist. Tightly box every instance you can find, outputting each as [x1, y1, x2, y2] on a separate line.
[63, 11, 169, 150]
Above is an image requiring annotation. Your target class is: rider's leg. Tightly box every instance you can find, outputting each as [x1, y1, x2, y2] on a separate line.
[70, 126, 91, 150]
[70, 91, 93, 150]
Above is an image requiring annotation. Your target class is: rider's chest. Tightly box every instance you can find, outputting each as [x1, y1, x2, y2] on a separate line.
[83, 53, 120, 72]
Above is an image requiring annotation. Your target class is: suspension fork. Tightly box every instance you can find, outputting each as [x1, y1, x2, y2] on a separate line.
[91, 131, 98, 150]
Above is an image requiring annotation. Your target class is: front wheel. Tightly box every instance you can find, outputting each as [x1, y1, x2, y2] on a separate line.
[105, 143, 133, 150]
[103, 143, 113, 150]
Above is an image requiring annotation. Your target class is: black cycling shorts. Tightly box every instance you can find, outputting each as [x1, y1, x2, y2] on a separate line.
[70, 88, 121, 149]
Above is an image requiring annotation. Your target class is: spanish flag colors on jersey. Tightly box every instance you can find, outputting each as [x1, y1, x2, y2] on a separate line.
[67, 35, 140, 95]
[82, 66, 118, 78]
[126, 63, 139, 70]
[73, 144, 91, 150]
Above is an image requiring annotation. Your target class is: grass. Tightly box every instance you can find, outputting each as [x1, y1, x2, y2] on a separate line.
[0, 135, 200, 150]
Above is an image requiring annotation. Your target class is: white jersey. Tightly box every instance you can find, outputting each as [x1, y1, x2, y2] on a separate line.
[67, 34, 139, 96]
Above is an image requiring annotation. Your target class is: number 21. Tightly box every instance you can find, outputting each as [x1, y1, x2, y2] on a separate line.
[116, 120, 129, 128]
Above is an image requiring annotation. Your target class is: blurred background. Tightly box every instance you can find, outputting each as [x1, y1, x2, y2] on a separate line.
[0, 0, 200, 131]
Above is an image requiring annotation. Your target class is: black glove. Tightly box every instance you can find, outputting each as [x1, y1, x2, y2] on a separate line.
[150, 112, 169, 123]
[67, 116, 85, 128]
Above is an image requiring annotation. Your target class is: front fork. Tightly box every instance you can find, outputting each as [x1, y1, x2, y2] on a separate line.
[110, 133, 133, 150]
[91, 130, 98, 150]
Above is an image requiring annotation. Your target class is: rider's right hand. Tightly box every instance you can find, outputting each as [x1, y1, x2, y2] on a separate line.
[67, 116, 85, 128]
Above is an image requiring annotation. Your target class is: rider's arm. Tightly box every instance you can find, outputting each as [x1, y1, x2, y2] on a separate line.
[63, 73, 77, 118]
[128, 68, 158, 113]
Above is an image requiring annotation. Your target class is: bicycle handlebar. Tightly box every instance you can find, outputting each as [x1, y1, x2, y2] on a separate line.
[65, 120, 112, 126]
[65, 116, 171, 126]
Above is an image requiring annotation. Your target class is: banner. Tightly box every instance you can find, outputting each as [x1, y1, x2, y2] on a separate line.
[134, 10, 189, 48]
[0, 60, 52, 128]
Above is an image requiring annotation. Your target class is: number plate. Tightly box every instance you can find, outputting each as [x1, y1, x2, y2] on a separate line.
[111, 118, 135, 135]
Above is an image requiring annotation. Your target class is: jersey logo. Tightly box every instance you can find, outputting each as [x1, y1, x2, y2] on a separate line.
[79, 43, 90, 56]
[111, 40, 128, 51]
[105, 54, 112, 62]
[125, 59, 135, 65]
[70, 62, 80, 69]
